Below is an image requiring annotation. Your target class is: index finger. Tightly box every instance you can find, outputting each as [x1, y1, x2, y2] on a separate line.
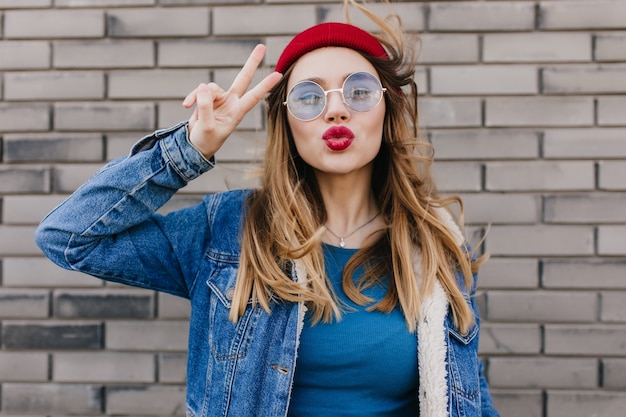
[228, 44, 267, 98]
[238, 71, 283, 115]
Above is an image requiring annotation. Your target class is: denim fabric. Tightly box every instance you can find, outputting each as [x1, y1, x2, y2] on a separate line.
[35, 122, 499, 417]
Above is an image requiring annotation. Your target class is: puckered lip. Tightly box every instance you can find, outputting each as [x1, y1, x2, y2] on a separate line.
[322, 126, 355, 140]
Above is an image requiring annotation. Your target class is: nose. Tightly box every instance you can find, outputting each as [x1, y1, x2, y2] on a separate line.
[323, 89, 350, 122]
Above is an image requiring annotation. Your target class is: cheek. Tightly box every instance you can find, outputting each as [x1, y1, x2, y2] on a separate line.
[287, 118, 315, 154]
[368, 106, 386, 140]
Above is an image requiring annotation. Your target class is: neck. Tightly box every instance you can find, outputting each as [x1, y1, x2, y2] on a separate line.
[319, 174, 376, 228]
[316, 171, 381, 248]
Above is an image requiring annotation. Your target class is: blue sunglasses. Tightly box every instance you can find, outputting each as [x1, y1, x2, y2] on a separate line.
[284, 72, 386, 121]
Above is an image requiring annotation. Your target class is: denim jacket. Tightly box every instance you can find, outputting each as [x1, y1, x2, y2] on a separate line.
[36, 122, 499, 417]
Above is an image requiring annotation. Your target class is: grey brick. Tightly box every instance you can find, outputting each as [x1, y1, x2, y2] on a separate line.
[108, 8, 209, 37]
[486, 161, 595, 192]
[417, 34, 478, 64]
[54, 289, 154, 319]
[157, 101, 193, 131]
[0, 225, 41, 255]
[431, 130, 539, 160]
[213, 5, 315, 35]
[161, 0, 252, 3]
[598, 226, 626, 256]
[419, 98, 482, 128]
[543, 259, 626, 290]
[0, 41, 50, 70]
[487, 290, 597, 322]
[3, 257, 103, 288]
[159, 352, 187, 383]
[458, 193, 540, 224]
[490, 357, 598, 389]
[547, 391, 626, 417]
[598, 97, 626, 126]
[0, 103, 50, 132]
[106, 320, 188, 351]
[545, 324, 626, 355]
[265, 35, 292, 67]
[545, 194, 626, 224]
[0, 289, 49, 319]
[477, 258, 539, 289]
[0, 352, 48, 382]
[158, 292, 190, 319]
[109, 69, 209, 99]
[479, 323, 541, 355]
[544, 128, 626, 158]
[2, 195, 65, 225]
[106, 134, 138, 160]
[53, 352, 155, 382]
[483, 33, 592, 63]
[5, 10, 104, 39]
[5, 71, 104, 101]
[486, 225, 594, 256]
[601, 291, 626, 322]
[486, 97, 594, 127]
[432, 161, 482, 192]
[540, 1, 626, 30]
[56, 0, 154, 5]
[603, 359, 626, 388]
[54, 102, 155, 131]
[1, 383, 103, 414]
[491, 390, 543, 417]
[213, 130, 266, 163]
[106, 385, 185, 416]
[596, 34, 626, 61]
[0, 167, 50, 194]
[52, 164, 102, 193]
[543, 65, 626, 94]
[411, 68, 428, 96]
[54, 40, 154, 69]
[158, 39, 259, 68]
[0, 0, 50, 6]
[320, 2, 425, 32]
[429, 1, 535, 32]
[183, 162, 260, 194]
[2, 321, 102, 349]
[431, 65, 538, 95]
[599, 161, 626, 190]
[4, 133, 103, 163]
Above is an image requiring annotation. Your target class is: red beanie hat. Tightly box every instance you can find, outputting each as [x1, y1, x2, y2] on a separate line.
[275, 22, 389, 74]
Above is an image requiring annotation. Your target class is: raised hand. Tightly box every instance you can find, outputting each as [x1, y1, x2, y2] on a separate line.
[182, 44, 282, 159]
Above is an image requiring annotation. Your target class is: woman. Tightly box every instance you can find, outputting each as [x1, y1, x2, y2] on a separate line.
[36, 1, 499, 416]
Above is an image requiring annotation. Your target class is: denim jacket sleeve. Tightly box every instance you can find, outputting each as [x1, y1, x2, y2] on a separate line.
[35, 122, 215, 298]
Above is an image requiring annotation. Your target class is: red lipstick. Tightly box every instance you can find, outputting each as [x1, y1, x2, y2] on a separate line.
[322, 126, 355, 151]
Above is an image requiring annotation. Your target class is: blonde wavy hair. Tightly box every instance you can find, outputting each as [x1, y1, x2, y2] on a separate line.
[230, 0, 485, 334]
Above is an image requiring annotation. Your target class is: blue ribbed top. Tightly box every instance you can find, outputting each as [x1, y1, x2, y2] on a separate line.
[288, 244, 418, 416]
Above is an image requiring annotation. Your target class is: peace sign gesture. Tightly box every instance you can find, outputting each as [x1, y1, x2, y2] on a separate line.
[183, 44, 282, 159]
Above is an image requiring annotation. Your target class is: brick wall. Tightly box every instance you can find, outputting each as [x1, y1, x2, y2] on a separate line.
[1, 1, 625, 416]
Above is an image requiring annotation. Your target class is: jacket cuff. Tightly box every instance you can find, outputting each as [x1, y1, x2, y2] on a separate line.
[132, 121, 215, 182]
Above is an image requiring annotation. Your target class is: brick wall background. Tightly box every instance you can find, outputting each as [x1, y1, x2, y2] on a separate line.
[1, 0, 625, 416]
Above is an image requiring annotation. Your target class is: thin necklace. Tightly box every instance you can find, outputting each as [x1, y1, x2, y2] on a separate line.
[325, 211, 380, 248]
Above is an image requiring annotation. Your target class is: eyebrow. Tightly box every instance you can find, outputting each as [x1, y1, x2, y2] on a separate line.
[298, 73, 353, 88]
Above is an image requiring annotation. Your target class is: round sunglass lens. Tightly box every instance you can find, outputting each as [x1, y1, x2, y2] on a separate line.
[343, 72, 383, 112]
[287, 81, 325, 120]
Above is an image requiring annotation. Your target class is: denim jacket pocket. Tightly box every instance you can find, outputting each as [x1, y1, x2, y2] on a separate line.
[205, 260, 261, 362]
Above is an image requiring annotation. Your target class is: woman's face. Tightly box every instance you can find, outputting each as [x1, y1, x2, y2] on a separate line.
[285, 47, 385, 178]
